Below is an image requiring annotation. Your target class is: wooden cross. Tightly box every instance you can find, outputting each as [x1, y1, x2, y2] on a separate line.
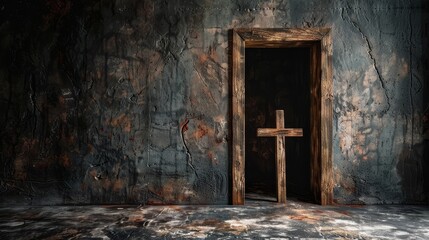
[257, 110, 303, 203]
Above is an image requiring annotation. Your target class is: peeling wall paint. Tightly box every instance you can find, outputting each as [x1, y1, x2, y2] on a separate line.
[0, 0, 427, 205]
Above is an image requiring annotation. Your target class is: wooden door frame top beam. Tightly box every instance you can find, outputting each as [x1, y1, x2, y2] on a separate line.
[231, 28, 333, 205]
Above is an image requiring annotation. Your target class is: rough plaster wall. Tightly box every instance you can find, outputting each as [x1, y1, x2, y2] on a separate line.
[0, 0, 427, 205]
[332, 1, 427, 204]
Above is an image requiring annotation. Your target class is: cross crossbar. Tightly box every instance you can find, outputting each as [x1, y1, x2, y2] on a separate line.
[257, 128, 303, 137]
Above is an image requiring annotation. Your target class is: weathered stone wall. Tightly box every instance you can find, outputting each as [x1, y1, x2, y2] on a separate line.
[0, 0, 427, 205]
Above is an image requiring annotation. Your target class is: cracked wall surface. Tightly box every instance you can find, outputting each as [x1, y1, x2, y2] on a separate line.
[0, 0, 427, 205]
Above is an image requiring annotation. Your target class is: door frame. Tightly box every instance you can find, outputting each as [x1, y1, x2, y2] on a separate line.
[231, 28, 333, 205]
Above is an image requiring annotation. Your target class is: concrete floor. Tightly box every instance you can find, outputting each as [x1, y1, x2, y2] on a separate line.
[0, 200, 428, 239]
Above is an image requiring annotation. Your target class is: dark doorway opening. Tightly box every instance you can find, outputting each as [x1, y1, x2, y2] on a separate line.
[244, 47, 313, 203]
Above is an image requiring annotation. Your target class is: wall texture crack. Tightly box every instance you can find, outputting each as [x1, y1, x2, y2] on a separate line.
[193, 64, 218, 106]
[344, 6, 391, 116]
[180, 118, 198, 178]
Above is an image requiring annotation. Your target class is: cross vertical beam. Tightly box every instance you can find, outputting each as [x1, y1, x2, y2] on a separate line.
[276, 110, 286, 203]
[257, 110, 303, 204]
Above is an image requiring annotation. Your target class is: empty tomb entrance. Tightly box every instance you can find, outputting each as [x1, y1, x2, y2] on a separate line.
[231, 28, 333, 205]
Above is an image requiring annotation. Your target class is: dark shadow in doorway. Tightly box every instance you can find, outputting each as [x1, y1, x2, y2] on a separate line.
[245, 48, 314, 203]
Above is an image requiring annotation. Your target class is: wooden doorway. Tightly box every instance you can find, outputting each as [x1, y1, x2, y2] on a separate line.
[231, 28, 333, 205]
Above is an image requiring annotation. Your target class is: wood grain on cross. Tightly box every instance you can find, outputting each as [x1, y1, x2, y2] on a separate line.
[257, 110, 303, 204]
